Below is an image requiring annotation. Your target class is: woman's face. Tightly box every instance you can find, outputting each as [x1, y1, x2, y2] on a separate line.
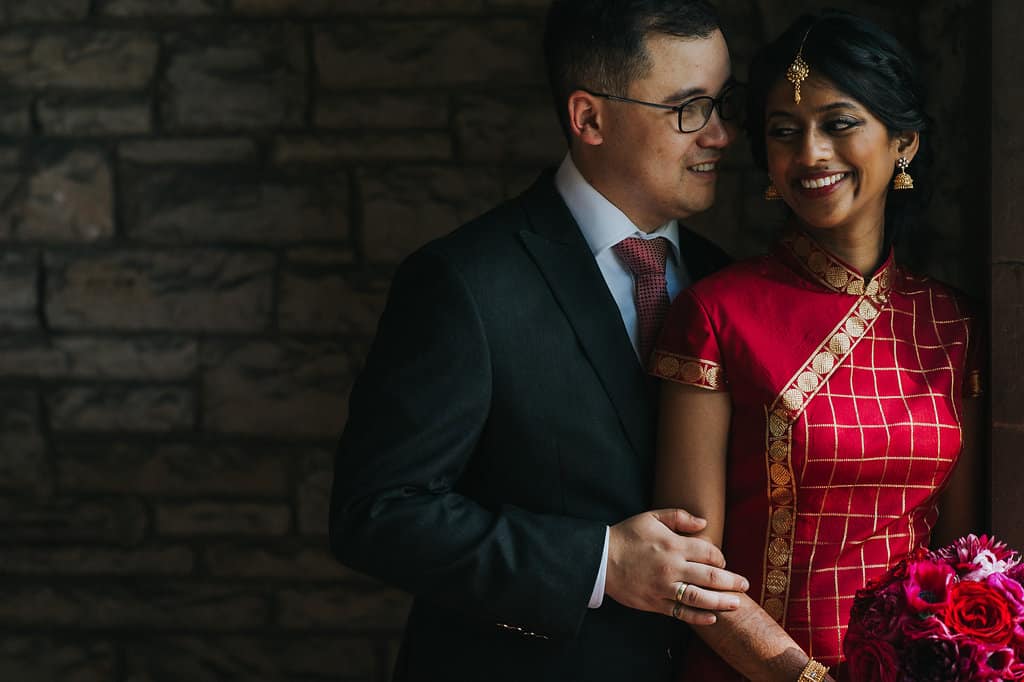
[763, 75, 917, 239]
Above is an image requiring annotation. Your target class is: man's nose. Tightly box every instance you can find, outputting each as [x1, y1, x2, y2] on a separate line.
[697, 110, 731, 148]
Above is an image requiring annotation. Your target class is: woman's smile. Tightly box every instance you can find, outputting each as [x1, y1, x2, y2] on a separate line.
[763, 75, 915, 241]
[794, 170, 851, 197]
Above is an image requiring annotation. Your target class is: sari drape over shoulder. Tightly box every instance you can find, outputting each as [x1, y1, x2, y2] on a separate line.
[653, 232, 981, 678]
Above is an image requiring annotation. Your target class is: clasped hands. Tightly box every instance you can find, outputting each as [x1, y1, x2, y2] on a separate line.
[605, 509, 749, 625]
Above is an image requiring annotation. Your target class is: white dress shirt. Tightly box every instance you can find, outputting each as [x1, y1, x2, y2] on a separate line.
[553, 153, 691, 609]
[555, 154, 689, 359]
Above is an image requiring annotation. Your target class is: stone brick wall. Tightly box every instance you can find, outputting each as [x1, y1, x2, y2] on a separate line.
[0, 1, 985, 681]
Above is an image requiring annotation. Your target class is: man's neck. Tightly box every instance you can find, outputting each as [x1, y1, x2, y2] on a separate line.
[571, 150, 664, 233]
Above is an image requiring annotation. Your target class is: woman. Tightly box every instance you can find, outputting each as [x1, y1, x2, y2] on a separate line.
[651, 11, 983, 682]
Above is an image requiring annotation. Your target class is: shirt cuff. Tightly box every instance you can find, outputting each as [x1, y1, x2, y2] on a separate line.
[588, 526, 610, 609]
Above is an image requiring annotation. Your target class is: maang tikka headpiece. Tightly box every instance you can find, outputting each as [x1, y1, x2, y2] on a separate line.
[786, 24, 814, 103]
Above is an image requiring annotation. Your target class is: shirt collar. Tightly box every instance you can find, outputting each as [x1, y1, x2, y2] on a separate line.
[554, 152, 681, 263]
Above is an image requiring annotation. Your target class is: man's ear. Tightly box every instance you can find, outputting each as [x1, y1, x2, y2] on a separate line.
[567, 90, 605, 146]
[893, 130, 920, 163]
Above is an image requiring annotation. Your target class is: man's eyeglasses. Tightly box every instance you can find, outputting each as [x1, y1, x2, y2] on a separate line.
[583, 84, 746, 134]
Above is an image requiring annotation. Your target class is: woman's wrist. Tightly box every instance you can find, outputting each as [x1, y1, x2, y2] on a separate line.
[796, 658, 829, 682]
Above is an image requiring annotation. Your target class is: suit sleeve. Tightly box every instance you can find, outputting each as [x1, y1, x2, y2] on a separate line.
[329, 244, 606, 639]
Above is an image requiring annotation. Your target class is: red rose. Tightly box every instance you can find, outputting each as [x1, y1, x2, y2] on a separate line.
[947, 581, 1015, 645]
[845, 631, 900, 682]
[902, 636, 969, 682]
[853, 584, 906, 641]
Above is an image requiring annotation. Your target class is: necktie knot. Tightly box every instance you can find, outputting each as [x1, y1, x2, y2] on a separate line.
[612, 236, 671, 365]
[613, 237, 669, 279]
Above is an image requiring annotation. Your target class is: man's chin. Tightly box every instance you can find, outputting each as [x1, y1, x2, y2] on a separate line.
[677, 196, 716, 218]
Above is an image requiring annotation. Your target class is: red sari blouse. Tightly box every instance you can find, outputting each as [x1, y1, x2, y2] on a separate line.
[652, 232, 981, 678]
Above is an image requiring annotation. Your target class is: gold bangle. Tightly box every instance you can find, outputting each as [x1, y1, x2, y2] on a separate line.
[797, 659, 828, 682]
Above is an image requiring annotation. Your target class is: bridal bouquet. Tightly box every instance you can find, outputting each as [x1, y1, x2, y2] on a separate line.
[843, 535, 1024, 681]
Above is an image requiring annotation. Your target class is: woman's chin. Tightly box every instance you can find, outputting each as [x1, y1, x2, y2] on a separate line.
[788, 209, 852, 234]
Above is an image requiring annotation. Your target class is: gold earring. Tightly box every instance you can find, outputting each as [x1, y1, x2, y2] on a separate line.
[893, 157, 914, 190]
[764, 177, 782, 201]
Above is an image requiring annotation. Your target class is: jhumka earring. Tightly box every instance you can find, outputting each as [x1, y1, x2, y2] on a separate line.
[892, 157, 914, 190]
[764, 177, 782, 200]
[786, 26, 813, 103]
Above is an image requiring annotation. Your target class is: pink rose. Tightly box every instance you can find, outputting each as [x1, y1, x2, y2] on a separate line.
[966, 643, 1017, 680]
[988, 572, 1024, 618]
[1011, 623, 1024, 661]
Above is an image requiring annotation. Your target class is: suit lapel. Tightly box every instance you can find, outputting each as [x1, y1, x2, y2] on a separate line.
[516, 174, 654, 459]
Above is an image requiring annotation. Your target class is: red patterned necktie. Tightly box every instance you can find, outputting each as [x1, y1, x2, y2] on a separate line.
[612, 236, 670, 364]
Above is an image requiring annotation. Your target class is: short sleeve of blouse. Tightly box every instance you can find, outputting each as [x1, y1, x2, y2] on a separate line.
[650, 288, 727, 391]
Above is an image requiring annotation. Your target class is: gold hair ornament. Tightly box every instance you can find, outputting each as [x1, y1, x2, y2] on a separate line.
[786, 26, 813, 104]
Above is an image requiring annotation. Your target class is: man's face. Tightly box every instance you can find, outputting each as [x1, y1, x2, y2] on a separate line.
[596, 30, 734, 229]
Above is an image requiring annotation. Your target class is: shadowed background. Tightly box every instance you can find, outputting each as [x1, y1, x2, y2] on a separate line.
[0, 1, 996, 681]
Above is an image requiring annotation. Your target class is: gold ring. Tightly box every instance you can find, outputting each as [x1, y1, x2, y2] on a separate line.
[674, 582, 690, 604]
[671, 602, 683, 620]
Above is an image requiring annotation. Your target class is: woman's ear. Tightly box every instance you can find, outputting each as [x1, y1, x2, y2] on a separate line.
[893, 130, 920, 163]
[567, 90, 605, 146]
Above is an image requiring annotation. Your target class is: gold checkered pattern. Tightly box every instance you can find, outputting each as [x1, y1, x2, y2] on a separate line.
[652, 233, 980, 678]
[772, 275, 972, 665]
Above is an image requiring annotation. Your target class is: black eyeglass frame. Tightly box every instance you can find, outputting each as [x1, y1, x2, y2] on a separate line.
[582, 84, 745, 134]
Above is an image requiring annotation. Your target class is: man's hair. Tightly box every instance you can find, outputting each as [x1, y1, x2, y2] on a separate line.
[543, 0, 721, 141]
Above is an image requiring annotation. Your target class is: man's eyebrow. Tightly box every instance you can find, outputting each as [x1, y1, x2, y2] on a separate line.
[662, 78, 737, 104]
[662, 86, 706, 103]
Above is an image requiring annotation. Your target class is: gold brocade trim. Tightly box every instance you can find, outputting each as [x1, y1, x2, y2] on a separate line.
[759, 283, 890, 625]
[782, 232, 894, 298]
[650, 351, 726, 390]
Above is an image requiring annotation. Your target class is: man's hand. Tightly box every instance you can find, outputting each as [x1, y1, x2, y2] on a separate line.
[604, 508, 749, 625]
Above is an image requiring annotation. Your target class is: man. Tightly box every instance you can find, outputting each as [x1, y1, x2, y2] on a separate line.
[330, 1, 747, 680]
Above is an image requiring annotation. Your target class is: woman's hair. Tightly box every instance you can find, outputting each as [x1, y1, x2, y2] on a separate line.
[746, 10, 933, 243]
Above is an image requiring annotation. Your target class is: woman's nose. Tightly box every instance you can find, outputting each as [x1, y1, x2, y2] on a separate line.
[796, 128, 832, 165]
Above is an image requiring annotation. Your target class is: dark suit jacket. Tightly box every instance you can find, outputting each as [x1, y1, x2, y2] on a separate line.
[330, 171, 731, 681]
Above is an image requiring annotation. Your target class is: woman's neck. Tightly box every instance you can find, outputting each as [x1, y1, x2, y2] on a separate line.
[799, 221, 886, 278]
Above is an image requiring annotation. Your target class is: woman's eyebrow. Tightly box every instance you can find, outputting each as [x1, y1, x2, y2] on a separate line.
[766, 101, 860, 119]
[816, 101, 860, 113]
